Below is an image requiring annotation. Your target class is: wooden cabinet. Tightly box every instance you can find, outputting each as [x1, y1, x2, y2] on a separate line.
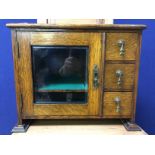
[6, 23, 146, 132]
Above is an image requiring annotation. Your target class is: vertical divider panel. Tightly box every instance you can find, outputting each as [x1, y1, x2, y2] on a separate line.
[100, 33, 106, 117]
[88, 33, 102, 115]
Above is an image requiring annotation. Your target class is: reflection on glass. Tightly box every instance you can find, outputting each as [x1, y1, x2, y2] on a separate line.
[32, 46, 88, 104]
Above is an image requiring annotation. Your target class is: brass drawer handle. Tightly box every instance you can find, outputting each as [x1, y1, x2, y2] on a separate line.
[93, 64, 99, 89]
[116, 69, 123, 86]
[118, 40, 125, 56]
[114, 97, 121, 113]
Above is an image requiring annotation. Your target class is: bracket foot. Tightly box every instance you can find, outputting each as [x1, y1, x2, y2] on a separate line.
[122, 120, 141, 131]
[12, 124, 29, 133]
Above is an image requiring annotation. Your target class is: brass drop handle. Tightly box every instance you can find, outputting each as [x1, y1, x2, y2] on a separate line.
[116, 69, 123, 86]
[118, 40, 125, 56]
[114, 97, 121, 113]
[93, 64, 99, 89]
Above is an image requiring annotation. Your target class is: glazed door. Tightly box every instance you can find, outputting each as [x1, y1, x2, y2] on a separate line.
[18, 32, 102, 117]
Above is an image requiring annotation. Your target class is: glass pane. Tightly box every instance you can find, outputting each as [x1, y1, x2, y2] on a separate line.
[31, 46, 88, 104]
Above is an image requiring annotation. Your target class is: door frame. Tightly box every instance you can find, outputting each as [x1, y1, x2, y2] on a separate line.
[18, 31, 102, 117]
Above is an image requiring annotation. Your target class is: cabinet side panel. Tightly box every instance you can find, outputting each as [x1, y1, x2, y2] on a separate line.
[11, 30, 22, 124]
[131, 32, 142, 121]
[18, 32, 34, 116]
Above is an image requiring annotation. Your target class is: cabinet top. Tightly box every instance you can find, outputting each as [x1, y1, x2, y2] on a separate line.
[6, 23, 146, 30]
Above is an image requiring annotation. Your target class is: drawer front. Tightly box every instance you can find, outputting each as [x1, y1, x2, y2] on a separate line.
[103, 92, 132, 117]
[104, 64, 135, 90]
[106, 33, 138, 60]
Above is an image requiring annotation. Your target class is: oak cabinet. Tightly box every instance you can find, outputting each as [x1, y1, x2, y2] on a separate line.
[6, 23, 146, 132]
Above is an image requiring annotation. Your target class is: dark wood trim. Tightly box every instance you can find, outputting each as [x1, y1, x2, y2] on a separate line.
[101, 33, 106, 117]
[6, 23, 146, 30]
[22, 115, 131, 119]
[6, 29, 145, 34]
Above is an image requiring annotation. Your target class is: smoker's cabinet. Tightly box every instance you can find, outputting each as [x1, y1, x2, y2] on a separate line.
[7, 24, 146, 132]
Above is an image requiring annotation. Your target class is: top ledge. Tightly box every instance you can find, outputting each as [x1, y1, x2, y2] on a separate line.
[6, 23, 146, 30]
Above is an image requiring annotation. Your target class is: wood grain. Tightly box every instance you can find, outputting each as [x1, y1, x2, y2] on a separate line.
[8, 24, 145, 124]
[88, 33, 102, 115]
[104, 64, 135, 90]
[18, 32, 34, 116]
[19, 32, 102, 117]
[100, 33, 106, 116]
[34, 104, 89, 116]
[103, 92, 132, 117]
[11, 30, 23, 125]
[31, 32, 90, 45]
[106, 33, 138, 60]
[131, 32, 142, 121]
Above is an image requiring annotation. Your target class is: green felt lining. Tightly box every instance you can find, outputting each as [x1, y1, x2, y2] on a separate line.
[38, 83, 88, 91]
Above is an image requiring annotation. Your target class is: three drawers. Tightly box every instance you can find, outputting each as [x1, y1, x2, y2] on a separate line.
[103, 33, 138, 117]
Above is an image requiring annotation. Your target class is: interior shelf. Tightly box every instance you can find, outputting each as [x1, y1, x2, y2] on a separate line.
[37, 83, 88, 92]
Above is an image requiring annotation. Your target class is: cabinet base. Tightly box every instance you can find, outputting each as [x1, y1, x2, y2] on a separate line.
[122, 120, 141, 131]
[11, 120, 142, 133]
[12, 124, 29, 133]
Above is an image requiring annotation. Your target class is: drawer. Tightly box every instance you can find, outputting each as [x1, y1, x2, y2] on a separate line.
[103, 92, 132, 117]
[106, 33, 138, 60]
[104, 64, 135, 90]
